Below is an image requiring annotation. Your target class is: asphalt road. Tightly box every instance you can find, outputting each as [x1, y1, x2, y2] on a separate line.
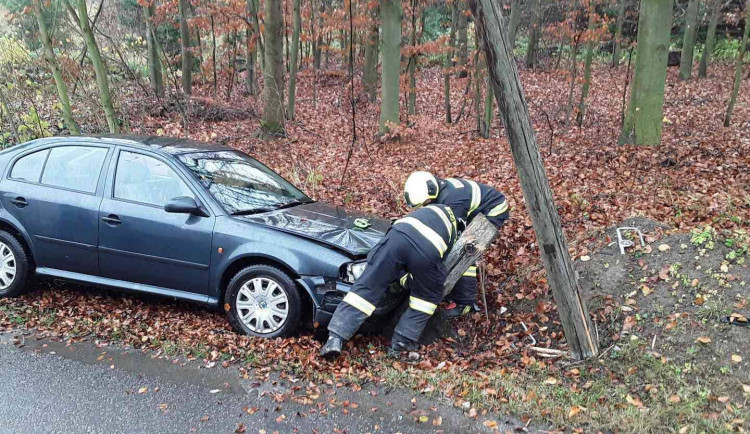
[0, 330, 529, 434]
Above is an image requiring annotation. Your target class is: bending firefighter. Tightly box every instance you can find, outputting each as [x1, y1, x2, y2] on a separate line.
[403, 171, 510, 318]
[320, 203, 459, 359]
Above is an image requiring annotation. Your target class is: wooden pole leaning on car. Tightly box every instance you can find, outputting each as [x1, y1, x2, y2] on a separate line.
[468, 0, 599, 360]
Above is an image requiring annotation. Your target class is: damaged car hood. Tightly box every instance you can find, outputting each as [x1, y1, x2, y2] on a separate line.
[236, 202, 390, 256]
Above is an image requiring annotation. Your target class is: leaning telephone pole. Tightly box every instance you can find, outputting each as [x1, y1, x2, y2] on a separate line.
[469, 0, 599, 360]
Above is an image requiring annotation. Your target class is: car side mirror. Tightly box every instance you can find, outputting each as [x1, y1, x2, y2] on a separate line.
[164, 196, 209, 217]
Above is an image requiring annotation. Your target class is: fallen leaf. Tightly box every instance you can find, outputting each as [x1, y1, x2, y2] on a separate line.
[158, 403, 168, 411]
[418, 416, 429, 423]
[659, 268, 670, 281]
[658, 244, 671, 252]
[483, 420, 498, 429]
[743, 384, 750, 394]
[717, 396, 730, 403]
[276, 414, 286, 423]
[432, 416, 442, 426]
[234, 423, 246, 433]
[200, 416, 210, 422]
[138, 387, 148, 394]
[568, 405, 585, 418]
[732, 354, 742, 364]
[695, 336, 711, 344]
[641, 285, 653, 296]
[544, 377, 557, 385]
[668, 395, 681, 403]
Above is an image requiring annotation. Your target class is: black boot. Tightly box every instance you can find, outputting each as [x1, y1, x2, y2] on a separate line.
[387, 333, 419, 358]
[319, 333, 344, 359]
[443, 303, 474, 319]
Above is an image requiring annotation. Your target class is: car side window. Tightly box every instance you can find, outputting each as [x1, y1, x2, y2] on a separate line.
[114, 151, 194, 207]
[41, 146, 108, 193]
[9, 149, 50, 182]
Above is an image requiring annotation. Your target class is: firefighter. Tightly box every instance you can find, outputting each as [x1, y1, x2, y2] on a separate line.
[319, 203, 458, 359]
[403, 171, 510, 318]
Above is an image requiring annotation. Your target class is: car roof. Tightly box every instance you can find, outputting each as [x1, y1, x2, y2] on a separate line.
[25, 135, 233, 156]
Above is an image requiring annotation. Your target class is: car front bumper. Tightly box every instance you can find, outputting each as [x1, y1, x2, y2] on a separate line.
[296, 276, 406, 327]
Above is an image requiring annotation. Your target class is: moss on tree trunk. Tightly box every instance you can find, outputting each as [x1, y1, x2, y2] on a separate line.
[379, 0, 401, 134]
[261, 0, 286, 135]
[698, 0, 721, 78]
[287, 0, 301, 120]
[34, 0, 80, 134]
[723, 0, 750, 127]
[618, 0, 673, 146]
[679, 0, 700, 80]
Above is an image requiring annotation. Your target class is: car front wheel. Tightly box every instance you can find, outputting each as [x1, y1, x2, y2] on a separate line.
[224, 265, 302, 338]
[0, 231, 30, 298]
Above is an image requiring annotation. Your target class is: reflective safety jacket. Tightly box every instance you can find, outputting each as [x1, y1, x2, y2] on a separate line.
[435, 178, 509, 231]
[392, 204, 458, 259]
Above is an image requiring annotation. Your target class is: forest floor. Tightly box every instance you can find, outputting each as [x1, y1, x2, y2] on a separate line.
[1, 62, 749, 432]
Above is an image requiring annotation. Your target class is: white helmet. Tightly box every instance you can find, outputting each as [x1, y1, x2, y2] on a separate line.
[404, 171, 439, 207]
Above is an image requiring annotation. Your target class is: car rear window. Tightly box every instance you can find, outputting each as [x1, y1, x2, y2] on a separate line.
[41, 146, 108, 193]
[10, 149, 49, 182]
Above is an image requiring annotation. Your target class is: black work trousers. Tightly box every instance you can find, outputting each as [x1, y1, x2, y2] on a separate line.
[327, 229, 447, 343]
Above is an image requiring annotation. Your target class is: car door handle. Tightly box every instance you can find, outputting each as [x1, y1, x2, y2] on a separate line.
[10, 197, 28, 208]
[101, 215, 122, 226]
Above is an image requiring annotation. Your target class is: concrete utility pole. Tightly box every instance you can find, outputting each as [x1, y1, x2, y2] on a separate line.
[468, 0, 599, 360]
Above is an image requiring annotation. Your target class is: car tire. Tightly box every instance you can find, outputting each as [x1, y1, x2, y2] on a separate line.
[0, 230, 31, 298]
[224, 265, 302, 338]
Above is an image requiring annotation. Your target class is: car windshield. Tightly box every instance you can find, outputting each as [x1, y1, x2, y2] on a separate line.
[177, 151, 312, 215]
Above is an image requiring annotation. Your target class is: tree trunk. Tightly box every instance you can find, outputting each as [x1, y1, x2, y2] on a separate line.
[314, 0, 325, 70]
[507, 0, 521, 48]
[211, 16, 217, 98]
[363, 5, 380, 101]
[252, 0, 264, 72]
[698, 0, 720, 78]
[474, 42, 483, 133]
[261, 0, 286, 135]
[576, 2, 597, 127]
[379, 0, 401, 134]
[618, 0, 673, 146]
[481, 70, 494, 138]
[407, 0, 419, 116]
[144, 1, 164, 98]
[564, 34, 580, 133]
[34, 0, 80, 134]
[444, 4, 459, 123]
[457, 0, 469, 76]
[65, 0, 118, 133]
[178, 0, 192, 95]
[287, 0, 301, 120]
[245, 0, 258, 96]
[469, 0, 599, 360]
[612, 0, 627, 67]
[679, 0, 700, 80]
[724, 0, 749, 126]
[525, 0, 541, 68]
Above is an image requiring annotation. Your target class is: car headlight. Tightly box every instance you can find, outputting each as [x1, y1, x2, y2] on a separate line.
[345, 261, 367, 283]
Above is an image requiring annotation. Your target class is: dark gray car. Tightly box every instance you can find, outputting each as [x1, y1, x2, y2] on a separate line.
[0, 135, 405, 337]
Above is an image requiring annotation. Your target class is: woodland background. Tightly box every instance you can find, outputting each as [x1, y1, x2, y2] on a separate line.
[1, 0, 750, 431]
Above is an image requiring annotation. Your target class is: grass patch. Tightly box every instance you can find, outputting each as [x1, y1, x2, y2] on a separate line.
[372, 337, 749, 432]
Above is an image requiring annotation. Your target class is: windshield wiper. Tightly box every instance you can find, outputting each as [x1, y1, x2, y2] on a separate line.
[231, 207, 275, 216]
[275, 199, 314, 210]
